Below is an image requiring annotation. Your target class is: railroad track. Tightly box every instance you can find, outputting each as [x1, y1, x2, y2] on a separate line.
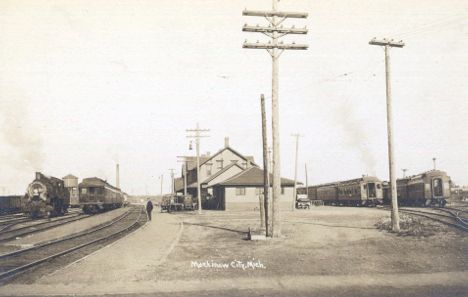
[0, 212, 91, 242]
[0, 213, 24, 221]
[0, 217, 32, 232]
[384, 206, 468, 232]
[0, 205, 145, 283]
[0, 208, 82, 231]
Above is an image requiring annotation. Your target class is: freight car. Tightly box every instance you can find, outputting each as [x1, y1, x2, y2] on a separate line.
[23, 172, 70, 218]
[79, 177, 124, 214]
[0, 195, 22, 215]
[300, 176, 383, 206]
[383, 170, 450, 207]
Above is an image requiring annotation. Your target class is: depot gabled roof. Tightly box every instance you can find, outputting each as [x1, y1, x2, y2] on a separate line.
[180, 143, 257, 172]
[199, 146, 258, 168]
[202, 162, 245, 185]
[212, 166, 297, 187]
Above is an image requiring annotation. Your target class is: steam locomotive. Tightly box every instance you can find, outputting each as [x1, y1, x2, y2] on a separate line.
[23, 172, 70, 218]
[383, 170, 450, 207]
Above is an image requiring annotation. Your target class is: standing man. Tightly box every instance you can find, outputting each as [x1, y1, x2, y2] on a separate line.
[146, 198, 154, 221]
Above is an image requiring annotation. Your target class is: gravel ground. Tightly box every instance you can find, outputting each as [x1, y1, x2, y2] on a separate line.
[0, 206, 466, 297]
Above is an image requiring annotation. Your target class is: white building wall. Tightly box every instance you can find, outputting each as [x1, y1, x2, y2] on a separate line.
[225, 186, 294, 211]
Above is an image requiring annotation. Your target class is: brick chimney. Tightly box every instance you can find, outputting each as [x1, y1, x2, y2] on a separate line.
[224, 137, 230, 148]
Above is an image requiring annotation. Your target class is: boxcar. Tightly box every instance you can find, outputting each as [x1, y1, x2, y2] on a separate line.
[0, 195, 22, 214]
[79, 177, 124, 214]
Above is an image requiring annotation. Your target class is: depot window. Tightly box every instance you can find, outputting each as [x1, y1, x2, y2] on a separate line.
[236, 187, 246, 196]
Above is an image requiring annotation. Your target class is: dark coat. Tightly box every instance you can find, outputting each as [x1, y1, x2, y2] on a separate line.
[146, 200, 153, 212]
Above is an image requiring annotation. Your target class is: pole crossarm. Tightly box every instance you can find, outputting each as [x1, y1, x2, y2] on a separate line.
[242, 0, 308, 237]
[369, 36, 405, 232]
[243, 24, 308, 34]
[369, 38, 405, 48]
[243, 42, 308, 50]
[243, 9, 308, 19]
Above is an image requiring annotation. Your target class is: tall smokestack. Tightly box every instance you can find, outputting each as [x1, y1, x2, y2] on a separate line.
[116, 163, 120, 189]
[224, 137, 230, 148]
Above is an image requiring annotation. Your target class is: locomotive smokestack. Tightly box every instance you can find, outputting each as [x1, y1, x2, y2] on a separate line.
[116, 163, 120, 189]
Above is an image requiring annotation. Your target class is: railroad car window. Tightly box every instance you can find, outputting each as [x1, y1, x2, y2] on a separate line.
[81, 188, 87, 194]
[89, 187, 95, 194]
[235, 187, 246, 196]
[433, 178, 443, 197]
[368, 183, 376, 198]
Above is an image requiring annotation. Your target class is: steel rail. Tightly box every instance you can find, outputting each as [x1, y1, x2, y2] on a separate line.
[0, 213, 90, 242]
[399, 209, 468, 232]
[0, 208, 133, 259]
[0, 217, 31, 227]
[0, 206, 144, 282]
[380, 206, 468, 232]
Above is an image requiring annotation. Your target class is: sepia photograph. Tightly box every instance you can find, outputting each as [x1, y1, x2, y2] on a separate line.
[0, 0, 467, 296]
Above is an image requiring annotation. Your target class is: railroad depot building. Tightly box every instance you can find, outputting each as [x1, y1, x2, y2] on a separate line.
[208, 166, 296, 211]
[175, 137, 296, 211]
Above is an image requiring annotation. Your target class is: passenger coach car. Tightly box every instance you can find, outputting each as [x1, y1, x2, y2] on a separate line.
[301, 176, 383, 206]
[79, 177, 124, 213]
[383, 170, 450, 207]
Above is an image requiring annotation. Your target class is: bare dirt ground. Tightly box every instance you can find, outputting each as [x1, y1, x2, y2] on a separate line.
[0, 206, 466, 297]
[153, 207, 467, 280]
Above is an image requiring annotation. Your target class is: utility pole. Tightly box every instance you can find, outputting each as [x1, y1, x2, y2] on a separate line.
[177, 156, 192, 196]
[402, 168, 408, 178]
[291, 133, 303, 211]
[433, 157, 437, 170]
[186, 123, 210, 214]
[369, 37, 404, 232]
[243, 0, 308, 237]
[159, 175, 163, 196]
[169, 169, 176, 195]
[116, 163, 120, 189]
[261, 94, 269, 234]
[305, 163, 309, 199]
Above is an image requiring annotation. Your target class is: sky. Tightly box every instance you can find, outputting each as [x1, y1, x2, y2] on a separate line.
[0, 0, 467, 195]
